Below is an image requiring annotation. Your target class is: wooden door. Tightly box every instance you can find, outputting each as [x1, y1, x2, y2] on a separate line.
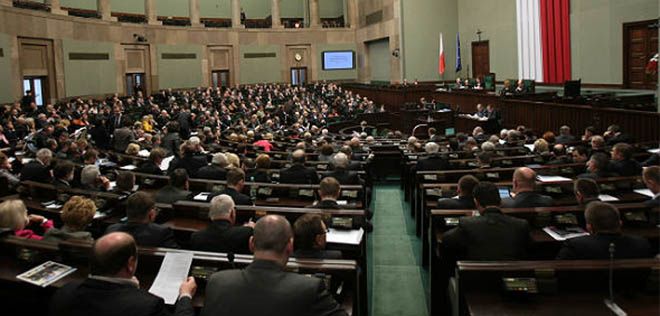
[19, 38, 56, 104]
[471, 41, 490, 79]
[623, 20, 658, 89]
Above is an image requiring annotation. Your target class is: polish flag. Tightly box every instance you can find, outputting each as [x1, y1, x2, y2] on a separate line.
[438, 33, 446, 75]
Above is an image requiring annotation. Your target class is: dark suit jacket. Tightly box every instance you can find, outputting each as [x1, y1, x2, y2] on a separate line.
[190, 220, 252, 254]
[415, 154, 449, 172]
[436, 196, 475, 209]
[443, 207, 530, 260]
[577, 170, 618, 179]
[280, 163, 320, 184]
[316, 199, 341, 209]
[501, 191, 554, 208]
[213, 187, 252, 206]
[324, 168, 360, 185]
[112, 127, 135, 153]
[20, 160, 52, 183]
[155, 185, 192, 204]
[246, 169, 271, 183]
[557, 233, 652, 260]
[135, 161, 163, 175]
[200, 260, 347, 316]
[50, 277, 193, 316]
[609, 159, 642, 177]
[555, 135, 576, 144]
[105, 222, 179, 248]
[196, 165, 227, 180]
[161, 133, 182, 156]
[168, 154, 208, 177]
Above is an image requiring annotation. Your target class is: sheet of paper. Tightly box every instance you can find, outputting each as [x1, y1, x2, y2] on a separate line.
[536, 175, 572, 182]
[149, 252, 193, 305]
[337, 200, 348, 205]
[326, 228, 364, 245]
[160, 156, 175, 171]
[119, 165, 138, 170]
[542, 226, 589, 241]
[108, 181, 116, 191]
[524, 144, 535, 152]
[194, 192, 211, 201]
[633, 189, 654, 198]
[138, 149, 150, 157]
[598, 194, 619, 202]
[647, 148, 660, 154]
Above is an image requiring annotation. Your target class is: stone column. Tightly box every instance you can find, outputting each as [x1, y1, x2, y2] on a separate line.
[347, 0, 358, 28]
[271, 0, 282, 28]
[231, 0, 242, 28]
[97, 0, 117, 21]
[145, 0, 161, 25]
[189, 0, 202, 27]
[309, 0, 319, 28]
[46, 0, 66, 15]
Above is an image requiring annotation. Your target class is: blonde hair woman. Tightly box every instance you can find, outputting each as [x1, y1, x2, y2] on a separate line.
[43, 196, 96, 242]
[0, 200, 53, 240]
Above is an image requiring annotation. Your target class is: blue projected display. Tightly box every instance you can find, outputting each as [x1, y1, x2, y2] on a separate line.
[322, 51, 355, 70]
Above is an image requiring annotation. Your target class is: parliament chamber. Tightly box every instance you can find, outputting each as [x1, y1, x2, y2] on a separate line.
[0, 1, 659, 316]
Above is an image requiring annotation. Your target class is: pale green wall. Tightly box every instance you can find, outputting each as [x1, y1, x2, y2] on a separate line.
[157, 45, 203, 89]
[239, 45, 282, 84]
[317, 43, 358, 81]
[368, 39, 390, 82]
[199, 0, 231, 18]
[0, 33, 13, 103]
[113, 1, 144, 14]
[157, 0, 189, 17]
[319, 0, 344, 18]
[571, 0, 658, 84]
[62, 39, 117, 97]
[457, 0, 518, 80]
[281, 0, 303, 18]
[242, 0, 271, 18]
[402, 0, 458, 81]
[60, 0, 96, 10]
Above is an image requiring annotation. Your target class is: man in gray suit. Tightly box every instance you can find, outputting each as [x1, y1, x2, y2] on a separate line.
[112, 119, 135, 153]
[155, 168, 192, 204]
[201, 215, 347, 316]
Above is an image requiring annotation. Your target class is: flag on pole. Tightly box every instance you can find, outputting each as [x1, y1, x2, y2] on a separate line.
[455, 32, 462, 73]
[438, 33, 446, 75]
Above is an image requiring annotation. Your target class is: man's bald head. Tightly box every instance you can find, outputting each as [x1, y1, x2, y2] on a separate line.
[91, 232, 137, 277]
[513, 167, 537, 191]
[252, 215, 293, 254]
[292, 149, 306, 164]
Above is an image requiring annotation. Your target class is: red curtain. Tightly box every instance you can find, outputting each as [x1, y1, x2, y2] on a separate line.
[540, 0, 571, 84]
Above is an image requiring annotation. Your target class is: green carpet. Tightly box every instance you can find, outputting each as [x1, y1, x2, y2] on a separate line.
[368, 184, 429, 316]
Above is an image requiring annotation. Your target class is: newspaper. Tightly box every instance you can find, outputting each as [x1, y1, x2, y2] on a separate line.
[17, 261, 77, 287]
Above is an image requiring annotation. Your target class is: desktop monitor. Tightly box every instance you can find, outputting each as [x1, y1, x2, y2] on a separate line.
[444, 127, 456, 136]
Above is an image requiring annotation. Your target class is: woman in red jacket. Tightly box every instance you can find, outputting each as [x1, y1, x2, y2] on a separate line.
[0, 199, 53, 240]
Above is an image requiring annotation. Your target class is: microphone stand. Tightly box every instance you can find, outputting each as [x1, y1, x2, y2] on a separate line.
[603, 242, 627, 316]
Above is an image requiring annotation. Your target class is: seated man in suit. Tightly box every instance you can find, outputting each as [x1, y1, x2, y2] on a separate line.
[20, 148, 53, 183]
[167, 140, 207, 177]
[196, 153, 228, 180]
[190, 194, 254, 254]
[212, 168, 252, 206]
[556, 202, 652, 259]
[292, 213, 342, 259]
[201, 215, 347, 316]
[608, 143, 642, 177]
[415, 142, 449, 171]
[604, 124, 632, 146]
[324, 153, 360, 185]
[106, 191, 179, 248]
[52, 160, 74, 188]
[279, 149, 320, 184]
[642, 166, 660, 208]
[314, 177, 342, 209]
[135, 147, 166, 175]
[436, 175, 479, 209]
[574, 178, 601, 206]
[555, 125, 576, 144]
[49, 232, 196, 316]
[80, 165, 111, 191]
[578, 153, 617, 179]
[443, 181, 531, 261]
[155, 168, 192, 204]
[246, 154, 271, 183]
[502, 167, 553, 208]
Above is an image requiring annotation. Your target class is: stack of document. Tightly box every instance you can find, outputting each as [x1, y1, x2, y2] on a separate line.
[633, 189, 654, 198]
[543, 226, 589, 241]
[326, 228, 364, 245]
[536, 175, 571, 183]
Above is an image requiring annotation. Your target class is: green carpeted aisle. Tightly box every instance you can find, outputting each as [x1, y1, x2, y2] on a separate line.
[368, 184, 429, 316]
